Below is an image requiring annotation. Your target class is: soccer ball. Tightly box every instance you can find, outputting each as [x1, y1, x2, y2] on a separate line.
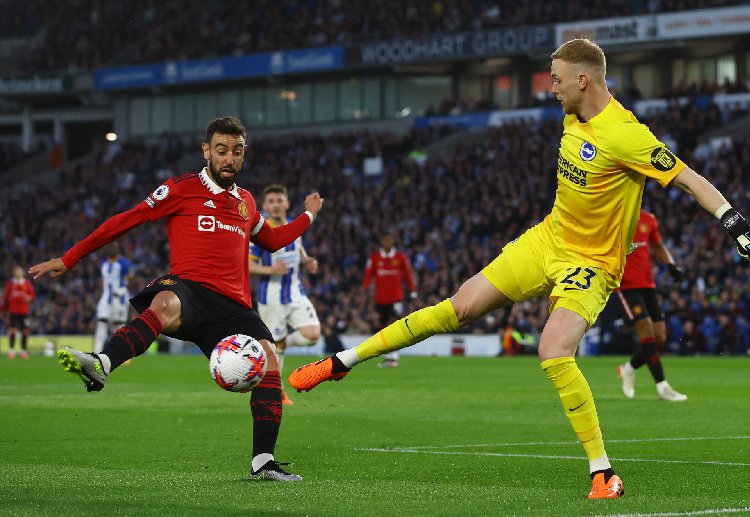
[209, 334, 268, 393]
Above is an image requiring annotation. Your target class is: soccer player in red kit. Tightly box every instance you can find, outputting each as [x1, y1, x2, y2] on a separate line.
[2, 265, 36, 359]
[29, 116, 323, 481]
[362, 233, 417, 367]
[615, 209, 687, 401]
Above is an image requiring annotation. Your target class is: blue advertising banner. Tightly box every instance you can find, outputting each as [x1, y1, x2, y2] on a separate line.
[95, 47, 344, 90]
[415, 106, 563, 129]
[414, 112, 493, 129]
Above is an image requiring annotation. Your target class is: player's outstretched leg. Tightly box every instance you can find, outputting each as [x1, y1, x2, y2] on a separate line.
[289, 299, 459, 392]
[57, 347, 109, 392]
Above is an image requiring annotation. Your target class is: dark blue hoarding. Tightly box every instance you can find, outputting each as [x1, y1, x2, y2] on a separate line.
[94, 47, 344, 91]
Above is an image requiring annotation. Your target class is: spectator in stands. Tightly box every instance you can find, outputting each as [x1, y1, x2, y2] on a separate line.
[7, 0, 747, 73]
[322, 314, 346, 354]
[680, 319, 706, 354]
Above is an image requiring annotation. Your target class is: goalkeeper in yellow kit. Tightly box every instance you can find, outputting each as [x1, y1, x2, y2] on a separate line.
[290, 38, 750, 499]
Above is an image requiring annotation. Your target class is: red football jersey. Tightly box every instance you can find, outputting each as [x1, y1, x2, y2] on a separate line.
[619, 210, 661, 290]
[135, 170, 263, 308]
[362, 249, 416, 305]
[2, 278, 35, 315]
[61, 169, 311, 310]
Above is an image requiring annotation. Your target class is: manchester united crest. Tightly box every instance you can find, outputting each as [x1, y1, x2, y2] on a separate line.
[238, 200, 248, 219]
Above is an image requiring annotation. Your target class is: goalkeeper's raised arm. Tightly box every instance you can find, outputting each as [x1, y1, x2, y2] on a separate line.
[671, 165, 750, 259]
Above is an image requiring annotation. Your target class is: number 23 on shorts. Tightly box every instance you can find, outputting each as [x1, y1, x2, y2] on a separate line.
[560, 266, 597, 291]
[550, 264, 616, 328]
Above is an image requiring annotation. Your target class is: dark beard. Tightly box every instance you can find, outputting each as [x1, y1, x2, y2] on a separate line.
[208, 162, 236, 190]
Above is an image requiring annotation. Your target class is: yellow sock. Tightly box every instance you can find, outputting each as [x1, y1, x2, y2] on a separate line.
[541, 357, 606, 461]
[354, 299, 459, 361]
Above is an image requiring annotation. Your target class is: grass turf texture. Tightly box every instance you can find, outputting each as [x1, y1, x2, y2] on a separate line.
[1, 354, 749, 516]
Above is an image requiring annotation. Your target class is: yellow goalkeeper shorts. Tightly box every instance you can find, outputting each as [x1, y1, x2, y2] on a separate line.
[481, 222, 618, 328]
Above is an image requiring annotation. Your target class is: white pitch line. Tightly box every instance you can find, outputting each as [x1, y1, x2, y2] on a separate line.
[355, 448, 750, 467]
[394, 435, 750, 450]
[605, 508, 750, 517]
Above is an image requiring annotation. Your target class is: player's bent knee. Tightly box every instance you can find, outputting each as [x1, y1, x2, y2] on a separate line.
[148, 291, 182, 331]
[299, 326, 321, 342]
[451, 273, 512, 327]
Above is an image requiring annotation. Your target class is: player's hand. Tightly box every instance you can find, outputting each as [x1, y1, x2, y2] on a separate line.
[304, 192, 324, 218]
[720, 208, 750, 260]
[736, 237, 750, 260]
[270, 261, 289, 275]
[29, 258, 68, 279]
[667, 263, 684, 282]
[305, 257, 319, 274]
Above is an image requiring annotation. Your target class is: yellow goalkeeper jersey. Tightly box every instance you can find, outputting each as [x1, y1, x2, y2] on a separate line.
[543, 96, 684, 279]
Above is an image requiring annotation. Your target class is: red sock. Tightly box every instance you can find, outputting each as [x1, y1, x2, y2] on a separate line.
[250, 371, 282, 457]
[102, 309, 163, 370]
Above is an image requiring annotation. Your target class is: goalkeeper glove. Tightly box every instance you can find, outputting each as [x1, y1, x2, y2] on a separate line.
[720, 207, 750, 260]
[667, 263, 684, 282]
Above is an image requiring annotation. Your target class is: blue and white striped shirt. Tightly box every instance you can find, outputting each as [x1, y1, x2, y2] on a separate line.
[250, 236, 306, 305]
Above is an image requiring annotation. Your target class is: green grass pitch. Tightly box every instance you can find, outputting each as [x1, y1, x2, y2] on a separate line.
[1, 353, 749, 516]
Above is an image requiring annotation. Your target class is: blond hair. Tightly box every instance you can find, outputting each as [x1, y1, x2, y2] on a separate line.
[551, 38, 606, 78]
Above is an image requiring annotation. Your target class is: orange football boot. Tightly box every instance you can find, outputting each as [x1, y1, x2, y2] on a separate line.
[588, 472, 624, 499]
[288, 357, 349, 392]
[281, 390, 294, 405]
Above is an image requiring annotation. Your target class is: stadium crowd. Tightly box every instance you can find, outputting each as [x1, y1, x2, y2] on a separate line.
[3, 0, 745, 72]
[2, 94, 750, 356]
[0, 142, 32, 176]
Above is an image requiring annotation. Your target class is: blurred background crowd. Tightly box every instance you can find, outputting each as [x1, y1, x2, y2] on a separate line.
[2, 0, 750, 356]
[2, 0, 745, 73]
[2, 93, 749, 355]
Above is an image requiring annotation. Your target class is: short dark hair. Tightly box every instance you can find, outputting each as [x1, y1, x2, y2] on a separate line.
[205, 116, 246, 143]
[263, 184, 288, 198]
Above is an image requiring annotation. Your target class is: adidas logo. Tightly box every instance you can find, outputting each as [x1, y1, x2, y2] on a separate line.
[203, 200, 216, 209]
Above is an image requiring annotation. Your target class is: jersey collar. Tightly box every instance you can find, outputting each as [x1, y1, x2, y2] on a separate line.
[379, 248, 396, 258]
[200, 168, 241, 199]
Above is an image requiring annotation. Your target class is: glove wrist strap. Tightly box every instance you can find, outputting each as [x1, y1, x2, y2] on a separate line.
[720, 208, 750, 240]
